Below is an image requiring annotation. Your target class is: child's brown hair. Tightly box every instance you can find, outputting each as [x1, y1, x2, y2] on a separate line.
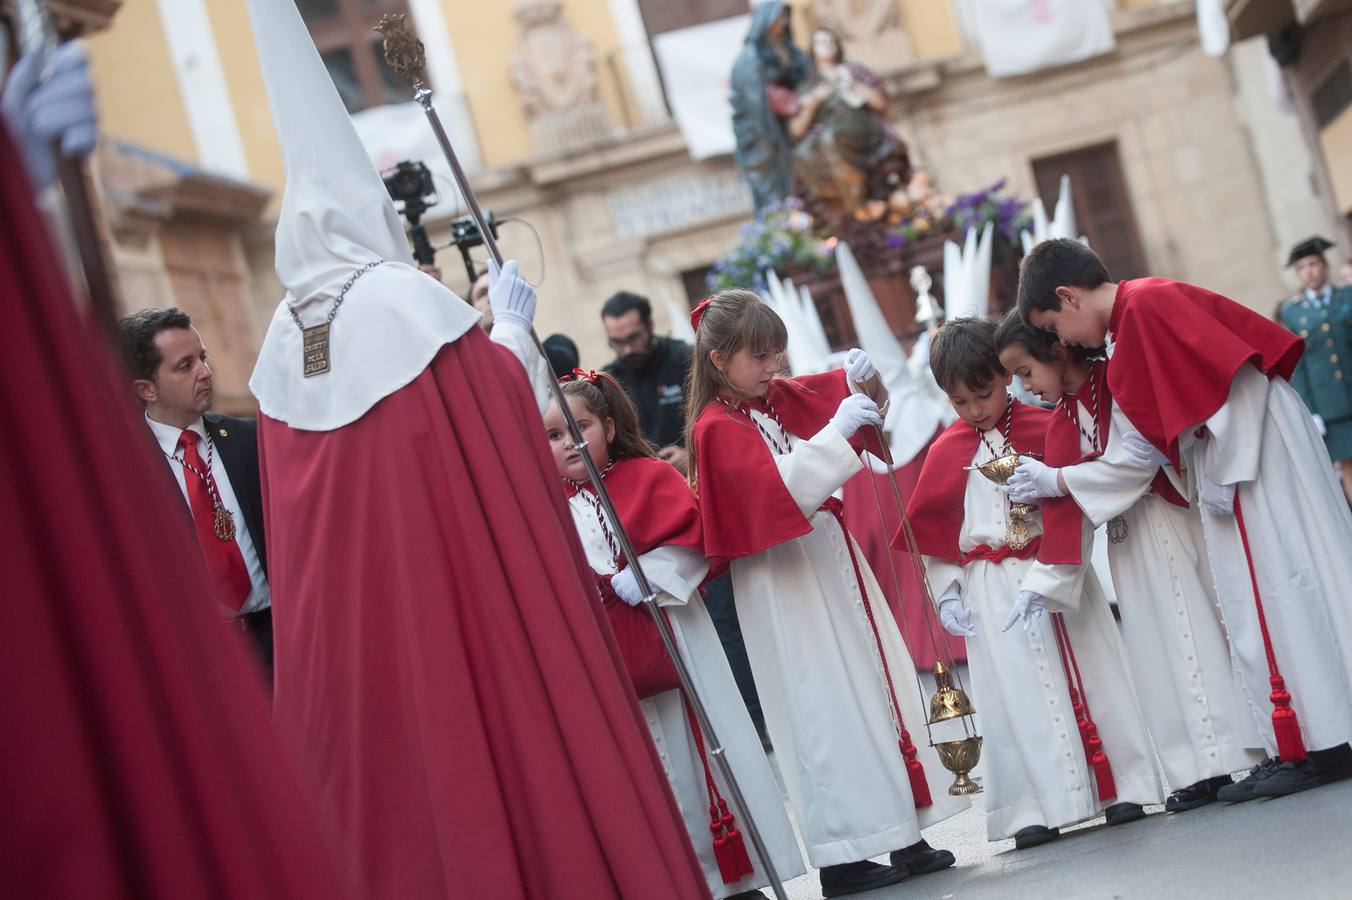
[559, 373, 656, 462]
[929, 317, 1003, 394]
[681, 289, 789, 487]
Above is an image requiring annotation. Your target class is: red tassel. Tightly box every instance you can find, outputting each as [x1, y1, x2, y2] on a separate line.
[1235, 494, 1308, 762]
[709, 807, 742, 885]
[718, 799, 755, 882]
[1085, 729, 1117, 803]
[1270, 675, 1308, 762]
[899, 735, 933, 808]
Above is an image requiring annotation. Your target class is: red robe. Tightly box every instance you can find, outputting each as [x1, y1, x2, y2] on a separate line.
[259, 328, 708, 899]
[1107, 277, 1302, 465]
[902, 400, 1052, 562]
[693, 370, 883, 560]
[1039, 363, 1187, 566]
[0, 126, 349, 897]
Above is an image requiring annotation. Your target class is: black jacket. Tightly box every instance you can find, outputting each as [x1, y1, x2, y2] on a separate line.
[603, 336, 693, 449]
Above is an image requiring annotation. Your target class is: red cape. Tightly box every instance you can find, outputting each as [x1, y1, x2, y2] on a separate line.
[565, 456, 703, 564]
[0, 126, 349, 897]
[901, 400, 1051, 562]
[1039, 363, 1187, 565]
[261, 329, 708, 898]
[694, 370, 883, 560]
[1107, 278, 1303, 466]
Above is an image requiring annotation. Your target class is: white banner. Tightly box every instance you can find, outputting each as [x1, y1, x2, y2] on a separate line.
[965, 0, 1116, 78]
[653, 15, 750, 160]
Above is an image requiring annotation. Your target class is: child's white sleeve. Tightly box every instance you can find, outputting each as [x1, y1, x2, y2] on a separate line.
[774, 425, 863, 516]
[1018, 518, 1093, 612]
[490, 319, 553, 414]
[923, 557, 965, 607]
[635, 546, 710, 608]
[1197, 363, 1267, 486]
[1061, 403, 1158, 527]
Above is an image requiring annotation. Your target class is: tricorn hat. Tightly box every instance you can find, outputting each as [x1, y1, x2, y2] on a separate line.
[1287, 236, 1334, 267]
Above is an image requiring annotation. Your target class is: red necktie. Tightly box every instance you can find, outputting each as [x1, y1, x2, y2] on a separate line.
[178, 430, 252, 610]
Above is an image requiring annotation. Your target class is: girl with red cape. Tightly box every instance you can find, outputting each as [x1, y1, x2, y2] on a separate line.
[687, 290, 965, 898]
[545, 373, 804, 899]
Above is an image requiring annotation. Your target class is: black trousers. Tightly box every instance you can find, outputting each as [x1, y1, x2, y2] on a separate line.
[701, 573, 764, 733]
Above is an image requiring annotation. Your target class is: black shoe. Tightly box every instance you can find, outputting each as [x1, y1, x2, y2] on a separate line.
[819, 860, 909, 898]
[1013, 825, 1060, 849]
[1217, 757, 1281, 803]
[1252, 749, 1352, 798]
[726, 892, 769, 900]
[1165, 775, 1233, 812]
[889, 839, 955, 875]
[1104, 802, 1146, 826]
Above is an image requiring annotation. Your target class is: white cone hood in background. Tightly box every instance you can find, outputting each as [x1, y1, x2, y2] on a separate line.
[662, 288, 697, 345]
[1020, 174, 1085, 254]
[942, 221, 993, 321]
[763, 269, 830, 375]
[246, 0, 479, 431]
[836, 242, 949, 466]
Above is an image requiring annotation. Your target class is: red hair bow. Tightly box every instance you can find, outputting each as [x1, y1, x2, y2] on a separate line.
[561, 368, 622, 389]
[690, 295, 714, 333]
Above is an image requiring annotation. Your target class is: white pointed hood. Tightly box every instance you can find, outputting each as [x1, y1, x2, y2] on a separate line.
[942, 222, 994, 321]
[246, 0, 479, 431]
[836, 242, 949, 466]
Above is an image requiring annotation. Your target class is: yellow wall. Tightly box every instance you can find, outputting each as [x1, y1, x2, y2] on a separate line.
[205, 0, 285, 195]
[449, 0, 629, 168]
[899, 0, 964, 60]
[85, 0, 197, 164]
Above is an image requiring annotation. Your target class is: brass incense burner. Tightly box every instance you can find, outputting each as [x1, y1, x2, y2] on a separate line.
[928, 661, 982, 795]
[968, 452, 1036, 550]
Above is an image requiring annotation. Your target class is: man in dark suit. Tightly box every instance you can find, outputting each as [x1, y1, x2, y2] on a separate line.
[118, 308, 273, 683]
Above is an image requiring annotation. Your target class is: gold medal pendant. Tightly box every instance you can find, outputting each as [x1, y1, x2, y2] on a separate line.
[1004, 517, 1032, 551]
[302, 322, 331, 377]
[1107, 515, 1129, 544]
[213, 505, 237, 542]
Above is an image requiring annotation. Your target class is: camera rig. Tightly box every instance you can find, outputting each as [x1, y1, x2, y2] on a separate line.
[382, 159, 498, 283]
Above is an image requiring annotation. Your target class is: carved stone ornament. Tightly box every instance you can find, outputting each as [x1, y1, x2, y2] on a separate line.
[509, 0, 610, 155]
[811, 0, 915, 74]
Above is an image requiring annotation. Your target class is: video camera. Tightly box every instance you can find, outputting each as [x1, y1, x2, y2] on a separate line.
[382, 159, 499, 283]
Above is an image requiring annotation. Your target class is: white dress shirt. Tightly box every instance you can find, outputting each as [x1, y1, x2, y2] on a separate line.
[1305, 284, 1332, 307]
[146, 414, 271, 614]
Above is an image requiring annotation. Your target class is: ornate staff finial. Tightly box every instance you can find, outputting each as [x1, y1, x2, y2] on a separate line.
[375, 13, 426, 85]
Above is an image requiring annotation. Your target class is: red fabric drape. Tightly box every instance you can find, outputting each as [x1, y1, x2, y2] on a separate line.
[0, 126, 349, 897]
[260, 329, 709, 899]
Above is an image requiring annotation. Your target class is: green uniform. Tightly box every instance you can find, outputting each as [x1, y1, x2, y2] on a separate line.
[1279, 283, 1352, 460]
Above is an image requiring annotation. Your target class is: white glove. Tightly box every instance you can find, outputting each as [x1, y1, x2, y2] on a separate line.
[938, 598, 976, 637]
[0, 43, 98, 190]
[486, 258, 537, 331]
[1312, 413, 1328, 437]
[1005, 457, 1064, 503]
[1001, 590, 1047, 633]
[610, 568, 645, 607]
[1121, 432, 1169, 470]
[1198, 478, 1236, 517]
[844, 348, 876, 384]
[829, 393, 882, 440]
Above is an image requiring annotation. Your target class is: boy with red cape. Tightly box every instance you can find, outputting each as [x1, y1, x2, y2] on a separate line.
[1019, 238, 1352, 801]
[242, 2, 707, 896]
